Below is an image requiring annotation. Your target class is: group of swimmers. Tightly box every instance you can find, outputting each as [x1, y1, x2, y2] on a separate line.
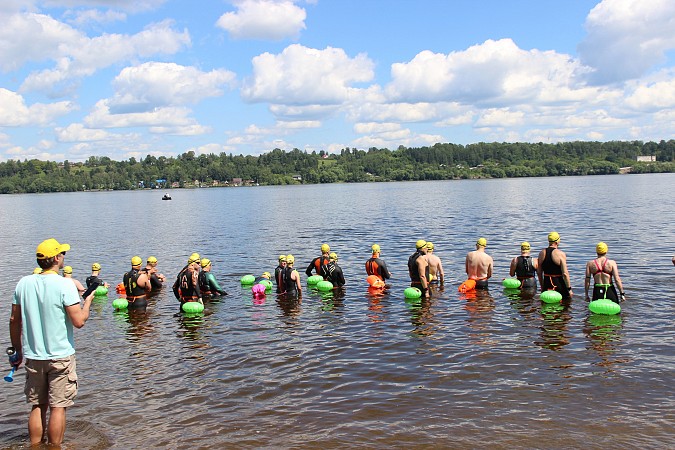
[49, 230, 628, 309]
[265, 231, 625, 306]
[405, 231, 626, 304]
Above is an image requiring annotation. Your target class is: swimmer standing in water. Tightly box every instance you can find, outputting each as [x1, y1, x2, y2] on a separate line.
[537, 232, 572, 299]
[584, 242, 625, 303]
[465, 238, 493, 290]
[509, 242, 538, 289]
[426, 242, 445, 286]
[365, 244, 392, 283]
[408, 240, 430, 298]
[62, 266, 85, 294]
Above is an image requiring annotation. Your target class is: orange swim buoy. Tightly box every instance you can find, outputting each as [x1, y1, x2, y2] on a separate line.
[366, 275, 385, 289]
[458, 279, 476, 293]
[115, 282, 126, 294]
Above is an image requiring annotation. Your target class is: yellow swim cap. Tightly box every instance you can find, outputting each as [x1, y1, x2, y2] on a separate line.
[279, 254, 286, 262]
[131, 256, 142, 266]
[521, 242, 531, 251]
[371, 244, 380, 254]
[426, 242, 434, 250]
[416, 239, 427, 249]
[477, 237, 487, 247]
[188, 253, 200, 264]
[321, 243, 330, 253]
[63, 266, 73, 274]
[548, 232, 560, 242]
[200, 258, 211, 268]
[286, 254, 295, 264]
[262, 272, 271, 278]
[596, 242, 608, 255]
[33, 267, 43, 274]
[92, 262, 101, 271]
[147, 256, 158, 264]
[329, 252, 338, 261]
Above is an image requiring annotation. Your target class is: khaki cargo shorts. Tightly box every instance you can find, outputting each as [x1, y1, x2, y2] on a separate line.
[24, 355, 78, 407]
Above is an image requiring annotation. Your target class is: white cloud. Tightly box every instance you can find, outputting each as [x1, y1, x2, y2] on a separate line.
[109, 62, 235, 113]
[269, 104, 340, 121]
[386, 39, 591, 106]
[7, 14, 191, 95]
[148, 125, 211, 135]
[55, 123, 112, 141]
[0, 88, 76, 126]
[625, 75, 675, 111]
[242, 44, 374, 105]
[435, 112, 475, 127]
[64, 8, 127, 26]
[0, 132, 10, 148]
[475, 109, 525, 127]
[216, 0, 306, 40]
[85, 99, 201, 129]
[276, 120, 320, 129]
[0, 13, 82, 72]
[578, 0, 675, 84]
[346, 102, 447, 124]
[5, 141, 64, 161]
[353, 122, 401, 134]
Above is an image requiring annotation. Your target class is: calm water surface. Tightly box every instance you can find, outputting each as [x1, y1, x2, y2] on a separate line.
[0, 174, 674, 449]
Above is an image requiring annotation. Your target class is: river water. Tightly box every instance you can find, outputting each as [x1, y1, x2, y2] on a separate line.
[0, 174, 673, 449]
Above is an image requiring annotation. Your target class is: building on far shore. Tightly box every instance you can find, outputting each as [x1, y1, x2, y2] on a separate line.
[637, 155, 656, 162]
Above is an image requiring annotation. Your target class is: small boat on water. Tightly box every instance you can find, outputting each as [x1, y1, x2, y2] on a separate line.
[162, 193, 172, 200]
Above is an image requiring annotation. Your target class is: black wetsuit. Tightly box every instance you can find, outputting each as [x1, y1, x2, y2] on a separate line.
[515, 256, 537, 289]
[321, 262, 345, 287]
[283, 267, 298, 295]
[123, 268, 147, 308]
[306, 255, 329, 277]
[365, 257, 391, 281]
[173, 266, 201, 303]
[541, 247, 570, 298]
[275, 265, 285, 293]
[86, 275, 104, 289]
[408, 251, 429, 296]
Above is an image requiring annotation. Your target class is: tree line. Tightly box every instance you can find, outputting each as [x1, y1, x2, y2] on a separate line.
[0, 140, 673, 194]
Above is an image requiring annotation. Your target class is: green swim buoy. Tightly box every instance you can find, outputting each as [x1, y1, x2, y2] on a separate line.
[317, 280, 334, 292]
[240, 274, 255, 285]
[94, 286, 108, 296]
[404, 287, 422, 299]
[502, 278, 521, 289]
[182, 302, 204, 313]
[259, 279, 273, 292]
[307, 275, 323, 285]
[588, 299, 621, 315]
[112, 298, 128, 310]
[540, 290, 562, 304]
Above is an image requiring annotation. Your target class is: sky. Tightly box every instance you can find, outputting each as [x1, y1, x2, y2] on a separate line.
[0, 0, 674, 162]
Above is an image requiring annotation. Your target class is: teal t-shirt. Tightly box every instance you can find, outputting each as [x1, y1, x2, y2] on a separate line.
[13, 273, 81, 360]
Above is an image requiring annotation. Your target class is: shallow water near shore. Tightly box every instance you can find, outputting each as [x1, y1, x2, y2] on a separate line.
[0, 174, 674, 449]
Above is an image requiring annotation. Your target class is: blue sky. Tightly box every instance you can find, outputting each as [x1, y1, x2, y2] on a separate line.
[0, 0, 674, 162]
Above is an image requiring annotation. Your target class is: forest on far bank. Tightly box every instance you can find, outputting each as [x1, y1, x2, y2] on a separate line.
[0, 140, 673, 194]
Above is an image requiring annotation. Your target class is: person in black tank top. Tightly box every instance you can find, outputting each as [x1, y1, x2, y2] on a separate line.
[509, 241, 538, 289]
[536, 232, 572, 299]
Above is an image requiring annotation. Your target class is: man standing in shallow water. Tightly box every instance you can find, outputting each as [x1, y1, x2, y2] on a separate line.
[465, 237, 493, 289]
[426, 242, 445, 286]
[9, 238, 95, 445]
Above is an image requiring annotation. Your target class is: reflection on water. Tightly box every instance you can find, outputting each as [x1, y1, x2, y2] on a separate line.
[0, 174, 674, 448]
